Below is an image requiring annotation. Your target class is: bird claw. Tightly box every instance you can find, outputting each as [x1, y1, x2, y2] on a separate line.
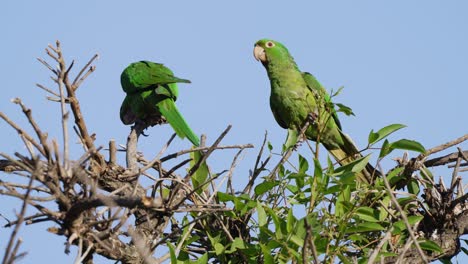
[294, 134, 308, 150]
[307, 112, 318, 124]
[291, 144, 299, 151]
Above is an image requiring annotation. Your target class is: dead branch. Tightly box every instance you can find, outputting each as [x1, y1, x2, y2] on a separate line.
[1, 40, 467, 264]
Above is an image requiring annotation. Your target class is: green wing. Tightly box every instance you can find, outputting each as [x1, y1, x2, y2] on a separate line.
[121, 61, 190, 94]
[302, 72, 341, 130]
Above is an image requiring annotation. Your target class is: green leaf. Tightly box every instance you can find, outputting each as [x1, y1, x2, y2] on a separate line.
[286, 184, 298, 193]
[379, 139, 392, 158]
[325, 184, 341, 195]
[336, 103, 355, 116]
[313, 158, 325, 189]
[419, 240, 443, 253]
[217, 192, 235, 202]
[397, 197, 417, 207]
[265, 207, 283, 239]
[286, 208, 295, 233]
[167, 242, 177, 263]
[289, 172, 306, 189]
[261, 244, 275, 264]
[194, 253, 208, 264]
[368, 124, 406, 145]
[385, 166, 404, 183]
[331, 86, 344, 97]
[406, 215, 423, 225]
[337, 253, 353, 264]
[336, 185, 351, 217]
[393, 215, 423, 233]
[232, 237, 246, 249]
[348, 234, 369, 244]
[298, 154, 309, 173]
[380, 139, 426, 158]
[257, 203, 267, 227]
[389, 139, 426, 153]
[378, 196, 391, 221]
[239, 199, 257, 215]
[267, 141, 273, 151]
[346, 222, 385, 233]
[186, 235, 201, 246]
[334, 154, 371, 175]
[190, 150, 209, 194]
[254, 180, 279, 196]
[214, 242, 225, 254]
[206, 233, 221, 246]
[314, 236, 328, 254]
[355, 207, 380, 222]
[290, 234, 305, 248]
[407, 179, 420, 195]
[226, 237, 246, 253]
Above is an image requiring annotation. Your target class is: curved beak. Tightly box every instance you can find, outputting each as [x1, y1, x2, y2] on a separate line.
[253, 45, 267, 62]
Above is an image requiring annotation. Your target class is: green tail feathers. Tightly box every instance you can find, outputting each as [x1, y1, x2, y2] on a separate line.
[158, 99, 200, 146]
[326, 132, 376, 184]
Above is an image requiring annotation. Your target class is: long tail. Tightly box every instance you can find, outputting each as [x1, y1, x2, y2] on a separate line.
[158, 99, 200, 146]
[326, 131, 378, 184]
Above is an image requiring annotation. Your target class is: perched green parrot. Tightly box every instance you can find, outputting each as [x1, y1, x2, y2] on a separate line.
[120, 61, 200, 146]
[253, 39, 374, 183]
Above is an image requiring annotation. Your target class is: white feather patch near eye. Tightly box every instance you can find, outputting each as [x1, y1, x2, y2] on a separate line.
[266, 41, 275, 48]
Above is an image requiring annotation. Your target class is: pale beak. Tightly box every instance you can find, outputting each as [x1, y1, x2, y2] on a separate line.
[253, 45, 267, 62]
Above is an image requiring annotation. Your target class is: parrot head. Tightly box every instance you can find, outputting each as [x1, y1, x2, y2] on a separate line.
[253, 39, 294, 67]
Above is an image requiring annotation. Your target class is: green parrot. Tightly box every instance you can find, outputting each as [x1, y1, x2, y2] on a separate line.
[253, 39, 374, 183]
[120, 61, 200, 146]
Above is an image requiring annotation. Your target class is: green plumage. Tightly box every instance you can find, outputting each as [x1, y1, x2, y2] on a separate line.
[120, 61, 200, 146]
[254, 39, 373, 182]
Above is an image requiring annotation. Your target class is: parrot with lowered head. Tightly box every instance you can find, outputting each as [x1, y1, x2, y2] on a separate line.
[253, 39, 375, 183]
[120, 61, 200, 146]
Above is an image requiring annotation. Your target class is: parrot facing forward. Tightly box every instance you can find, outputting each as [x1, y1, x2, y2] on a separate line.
[253, 39, 374, 182]
[120, 61, 200, 146]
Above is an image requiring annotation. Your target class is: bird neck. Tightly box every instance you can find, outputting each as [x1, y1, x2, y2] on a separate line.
[265, 58, 302, 84]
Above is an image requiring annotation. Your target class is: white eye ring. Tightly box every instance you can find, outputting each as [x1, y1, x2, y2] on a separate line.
[266, 41, 275, 48]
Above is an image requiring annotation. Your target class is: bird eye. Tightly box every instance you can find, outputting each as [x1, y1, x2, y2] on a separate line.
[266, 41, 275, 48]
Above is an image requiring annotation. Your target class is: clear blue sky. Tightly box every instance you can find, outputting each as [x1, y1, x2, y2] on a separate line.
[1, 1, 467, 263]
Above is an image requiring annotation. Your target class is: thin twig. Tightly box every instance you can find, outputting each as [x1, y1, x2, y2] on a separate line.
[36, 83, 60, 98]
[424, 134, 468, 157]
[36, 57, 57, 75]
[56, 59, 70, 168]
[143, 133, 177, 174]
[367, 228, 393, 263]
[381, 171, 428, 263]
[268, 115, 312, 181]
[303, 218, 318, 264]
[244, 131, 270, 195]
[3, 160, 38, 264]
[72, 54, 99, 88]
[13, 99, 51, 160]
[109, 139, 117, 165]
[160, 143, 254, 163]
[0, 112, 46, 157]
[186, 125, 232, 181]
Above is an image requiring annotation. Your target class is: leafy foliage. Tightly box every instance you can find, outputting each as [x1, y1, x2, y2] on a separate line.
[1, 44, 466, 264]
